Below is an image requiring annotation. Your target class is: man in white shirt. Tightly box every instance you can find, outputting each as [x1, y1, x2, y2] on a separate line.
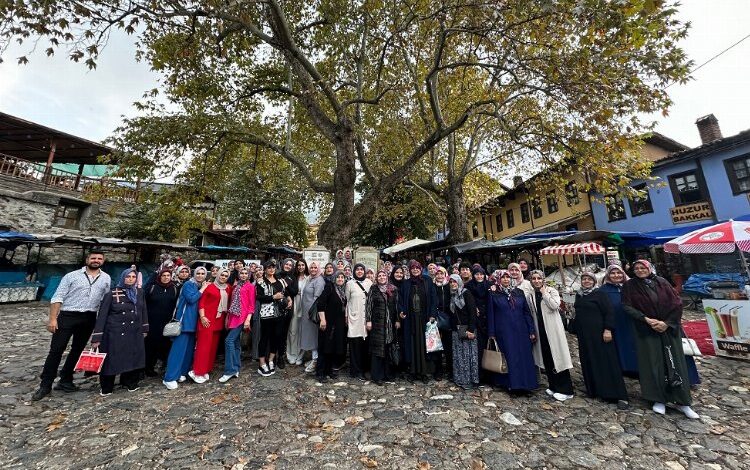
[32, 251, 111, 401]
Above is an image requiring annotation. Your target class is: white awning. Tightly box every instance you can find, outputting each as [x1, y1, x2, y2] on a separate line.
[382, 238, 432, 255]
[539, 242, 605, 255]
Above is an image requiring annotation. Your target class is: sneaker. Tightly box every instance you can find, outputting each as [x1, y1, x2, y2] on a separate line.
[545, 388, 554, 397]
[552, 393, 574, 402]
[219, 372, 239, 383]
[652, 402, 666, 415]
[163, 380, 178, 390]
[178, 375, 187, 383]
[53, 381, 79, 393]
[304, 360, 317, 374]
[268, 362, 275, 373]
[258, 364, 271, 377]
[100, 390, 112, 397]
[294, 359, 304, 366]
[332, 363, 344, 371]
[617, 400, 630, 410]
[678, 405, 700, 419]
[127, 386, 139, 392]
[316, 376, 329, 384]
[31, 387, 51, 401]
[188, 370, 207, 384]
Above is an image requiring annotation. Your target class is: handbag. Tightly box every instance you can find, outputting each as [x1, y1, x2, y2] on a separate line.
[163, 308, 182, 337]
[389, 340, 401, 367]
[682, 337, 703, 357]
[457, 325, 470, 340]
[436, 310, 451, 330]
[74, 347, 107, 373]
[482, 338, 508, 374]
[308, 300, 320, 324]
[425, 321, 444, 353]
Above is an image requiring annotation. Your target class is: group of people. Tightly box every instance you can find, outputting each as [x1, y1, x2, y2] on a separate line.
[31, 250, 700, 419]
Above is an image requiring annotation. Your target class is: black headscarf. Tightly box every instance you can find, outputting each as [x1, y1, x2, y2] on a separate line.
[352, 263, 366, 282]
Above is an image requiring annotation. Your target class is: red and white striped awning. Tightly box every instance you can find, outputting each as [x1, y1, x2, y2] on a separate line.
[540, 242, 606, 255]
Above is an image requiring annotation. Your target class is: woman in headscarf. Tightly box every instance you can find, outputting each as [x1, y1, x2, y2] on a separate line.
[490, 271, 539, 393]
[599, 265, 639, 377]
[518, 259, 531, 280]
[398, 261, 437, 382]
[622, 260, 699, 419]
[570, 271, 629, 409]
[366, 270, 400, 385]
[174, 265, 191, 295]
[507, 262, 531, 292]
[487, 270, 537, 393]
[254, 260, 286, 376]
[346, 263, 372, 380]
[163, 267, 208, 390]
[219, 267, 255, 383]
[448, 274, 479, 389]
[189, 268, 232, 383]
[433, 266, 453, 381]
[323, 262, 336, 283]
[287, 259, 309, 366]
[276, 258, 299, 370]
[91, 268, 148, 395]
[365, 268, 376, 282]
[144, 268, 179, 377]
[525, 270, 574, 401]
[389, 265, 405, 289]
[317, 271, 348, 382]
[299, 261, 326, 373]
[465, 266, 491, 381]
[208, 265, 219, 283]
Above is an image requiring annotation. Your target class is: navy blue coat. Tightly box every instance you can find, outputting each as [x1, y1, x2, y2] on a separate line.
[92, 288, 148, 376]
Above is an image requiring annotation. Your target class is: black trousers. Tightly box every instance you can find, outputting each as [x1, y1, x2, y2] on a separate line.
[258, 317, 283, 360]
[316, 352, 334, 379]
[430, 328, 453, 378]
[100, 370, 140, 393]
[144, 333, 172, 372]
[349, 337, 366, 377]
[40, 311, 97, 388]
[277, 310, 293, 361]
[370, 353, 391, 382]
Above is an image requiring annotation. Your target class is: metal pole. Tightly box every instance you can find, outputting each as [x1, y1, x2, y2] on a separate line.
[739, 248, 750, 281]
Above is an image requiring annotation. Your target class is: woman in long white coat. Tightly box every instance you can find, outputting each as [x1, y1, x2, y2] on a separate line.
[345, 263, 372, 380]
[299, 261, 326, 373]
[286, 259, 309, 366]
[525, 270, 575, 401]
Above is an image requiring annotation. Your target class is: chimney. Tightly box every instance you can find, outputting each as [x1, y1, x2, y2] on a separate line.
[513, 175, 523, 187]
[696, 114, 722, 144]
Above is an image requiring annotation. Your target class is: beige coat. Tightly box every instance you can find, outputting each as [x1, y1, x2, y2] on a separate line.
[345, 279, 372, 338]
[523, 286, 574, 373]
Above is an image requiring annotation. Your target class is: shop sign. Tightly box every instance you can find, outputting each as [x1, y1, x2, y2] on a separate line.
[703, 299, 750, 361]
[303, 246, 330, 267]
[670, 202, 713, 224]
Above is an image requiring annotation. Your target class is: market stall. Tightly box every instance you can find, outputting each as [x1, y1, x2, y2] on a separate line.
[665, 220, 750, 360]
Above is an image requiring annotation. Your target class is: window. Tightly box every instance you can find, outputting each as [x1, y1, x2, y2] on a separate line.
[725, 153, 750, 194]
[565, 223, 579, 231]
[628, 183, 654, 216]
[506, 209, 515, 229]
[565, 181, 580, 206]
[520, 203, 530, 223]
[605, 194, 626, 222]
[495, 214, 503, 232]
[532, 197, 543, 219]
[472, 223, 479, 238]
[546, 190, 559, 214]
[53, 203, 82, 229]
[669, 170, 705, 205]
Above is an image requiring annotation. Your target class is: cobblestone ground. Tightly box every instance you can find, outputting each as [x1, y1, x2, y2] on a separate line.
[0, 303, 748, 469]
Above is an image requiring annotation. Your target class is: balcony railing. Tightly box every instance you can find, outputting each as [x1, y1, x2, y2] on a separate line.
[0, 152, 140, 202]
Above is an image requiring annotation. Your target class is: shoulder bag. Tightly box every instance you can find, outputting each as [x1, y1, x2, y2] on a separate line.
[308, 299, 320, 324]
[163, 306, 182, 337]
[482, 338, 508, 374]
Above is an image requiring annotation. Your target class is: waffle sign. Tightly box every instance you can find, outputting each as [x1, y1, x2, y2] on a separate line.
[670, 202, 713, 224]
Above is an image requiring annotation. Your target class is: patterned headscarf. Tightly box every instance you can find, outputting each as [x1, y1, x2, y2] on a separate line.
[633, 259, 657, 286]
[334, 271, 347, 305]
[434, 266, 449, 286]
[604, 265, 629, 287]
[507, 262, 523, 287]
[117, 268, 139, 305]
[528, 269, 545, 290]
[229, 268, 248, 316]
[449, 274, 467, 312]
[376, 269, 396, 297]
[578, 271, 598, 296]
[155, 268, 174, 288]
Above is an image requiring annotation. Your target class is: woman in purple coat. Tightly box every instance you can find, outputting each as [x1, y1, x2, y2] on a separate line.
[487, 270, 538, 393]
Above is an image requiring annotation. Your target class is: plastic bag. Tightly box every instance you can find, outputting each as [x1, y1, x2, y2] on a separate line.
[425, 321, 444, 353]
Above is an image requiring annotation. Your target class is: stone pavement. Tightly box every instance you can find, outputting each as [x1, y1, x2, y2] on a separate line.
[0, 303, 748, 469]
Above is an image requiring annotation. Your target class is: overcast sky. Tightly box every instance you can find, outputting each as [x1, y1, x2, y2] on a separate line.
[0, 1, 748, 149]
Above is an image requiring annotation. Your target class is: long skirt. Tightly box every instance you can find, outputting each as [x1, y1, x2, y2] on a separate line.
[452, 332, 479, 387]
[286, 309, 303, 364]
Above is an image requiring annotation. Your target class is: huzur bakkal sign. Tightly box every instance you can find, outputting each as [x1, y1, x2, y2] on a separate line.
[670, 202, 713, 224]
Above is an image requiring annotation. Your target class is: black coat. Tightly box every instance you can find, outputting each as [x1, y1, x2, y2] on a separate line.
[366, 288, 398, 357]
[434, 283, 451, 314]
[318, 282, 347, 355]
[92, 288, 148, 376]
[145, 283, 178, 339]
[451, 289, 477, 333]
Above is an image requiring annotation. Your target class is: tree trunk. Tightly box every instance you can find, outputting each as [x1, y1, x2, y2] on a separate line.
[445, 182, 470, 243]
[317, 133, 357, 249]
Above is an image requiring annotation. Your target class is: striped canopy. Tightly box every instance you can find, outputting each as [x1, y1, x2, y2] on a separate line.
[539, 242, 605, 255]
[664, 220, 750, 254]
